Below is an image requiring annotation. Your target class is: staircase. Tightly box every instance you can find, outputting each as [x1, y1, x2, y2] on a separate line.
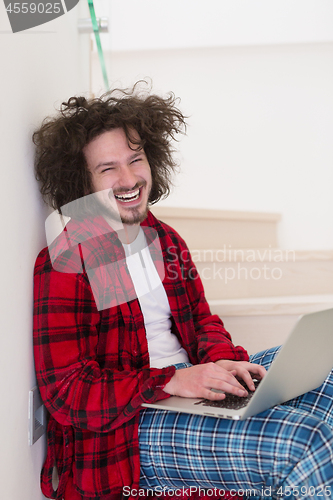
[151, 206, 333, 354]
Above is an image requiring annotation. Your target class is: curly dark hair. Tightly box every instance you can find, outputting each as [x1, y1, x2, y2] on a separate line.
[33, 83, 187, 213]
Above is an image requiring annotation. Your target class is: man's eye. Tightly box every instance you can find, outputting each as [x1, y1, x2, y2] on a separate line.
[131, 158, 142, 164]
[101, 167, 114, 173]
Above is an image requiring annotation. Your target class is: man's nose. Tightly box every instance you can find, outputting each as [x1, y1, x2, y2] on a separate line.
[117, 165, 137, 189]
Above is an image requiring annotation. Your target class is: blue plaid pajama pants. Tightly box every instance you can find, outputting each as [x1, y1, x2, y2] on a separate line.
[138, 347, 333, 499]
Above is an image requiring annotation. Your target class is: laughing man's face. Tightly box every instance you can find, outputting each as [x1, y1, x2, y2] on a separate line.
[84, 128, 152, 226]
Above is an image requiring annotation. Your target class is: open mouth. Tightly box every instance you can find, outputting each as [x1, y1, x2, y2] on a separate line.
[114, 186, 142, 204]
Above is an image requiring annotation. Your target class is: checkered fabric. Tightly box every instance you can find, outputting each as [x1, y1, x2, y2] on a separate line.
[139, 348, 333, 499]
[34, 211, 248, 500]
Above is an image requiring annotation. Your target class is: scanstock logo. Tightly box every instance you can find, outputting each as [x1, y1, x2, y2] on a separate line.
[3, 0, 80, 33]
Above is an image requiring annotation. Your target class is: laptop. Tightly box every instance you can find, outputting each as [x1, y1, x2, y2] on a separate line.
[142, 308, 333, 420]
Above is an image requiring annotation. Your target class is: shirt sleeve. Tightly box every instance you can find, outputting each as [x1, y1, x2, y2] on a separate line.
[33, 249, 176, 434]
[177, 240, 249, 364]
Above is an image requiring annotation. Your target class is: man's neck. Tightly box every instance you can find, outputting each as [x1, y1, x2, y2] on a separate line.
[100, 212, 141, 244]
[116, 224, 140, 244]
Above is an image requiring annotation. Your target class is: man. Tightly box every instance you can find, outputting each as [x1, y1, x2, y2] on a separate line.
[33, 85, 333, 500]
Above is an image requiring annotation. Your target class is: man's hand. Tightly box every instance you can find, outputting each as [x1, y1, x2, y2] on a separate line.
[163, 361, 267, 401]
[163, 362, 252, 401]
[215, 359, 266, 392]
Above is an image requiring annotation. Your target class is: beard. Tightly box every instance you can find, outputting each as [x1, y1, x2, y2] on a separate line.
[90, 182, 150, 227]
[113, 181, 150, 225]
[60, 183, 150, 229]
[118, 203, 149, 225]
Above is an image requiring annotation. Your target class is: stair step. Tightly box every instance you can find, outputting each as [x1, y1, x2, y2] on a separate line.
[194, 249, 333, 300]
[209, 294, 333, 317]
[209, 295, 333, 354]
[152, 206, 281, 249]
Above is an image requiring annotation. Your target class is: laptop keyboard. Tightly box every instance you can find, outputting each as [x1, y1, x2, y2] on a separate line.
[194, 379, 261, 411]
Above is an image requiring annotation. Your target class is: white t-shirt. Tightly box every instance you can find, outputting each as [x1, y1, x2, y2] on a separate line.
[122, 228, 189, 368]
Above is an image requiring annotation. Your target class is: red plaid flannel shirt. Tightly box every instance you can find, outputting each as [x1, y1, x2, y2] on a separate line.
[33, 211, 249, 499]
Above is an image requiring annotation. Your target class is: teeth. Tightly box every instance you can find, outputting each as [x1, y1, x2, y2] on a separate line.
[115, 189, 140, 202]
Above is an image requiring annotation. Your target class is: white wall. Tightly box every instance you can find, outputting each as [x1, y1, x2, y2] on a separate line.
[97, 0, 333, 51]
[92, 42, 333, 251]
[0, 4, 90, 499]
